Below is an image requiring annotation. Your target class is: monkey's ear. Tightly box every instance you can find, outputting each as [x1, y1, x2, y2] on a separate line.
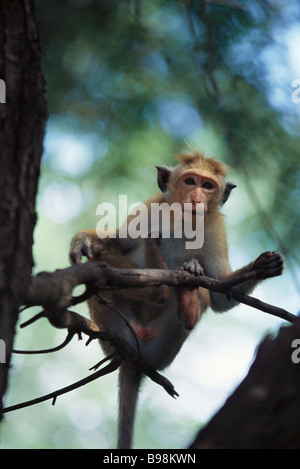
[222, 182, 237, 205]
[156, 165, 171, 193]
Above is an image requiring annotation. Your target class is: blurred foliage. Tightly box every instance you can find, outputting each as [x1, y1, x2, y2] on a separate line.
[35, 0, 300, 265]
[3, 0, 300, 450]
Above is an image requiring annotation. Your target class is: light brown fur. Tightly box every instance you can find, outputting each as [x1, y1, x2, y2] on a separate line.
[69, 149, 284, 449]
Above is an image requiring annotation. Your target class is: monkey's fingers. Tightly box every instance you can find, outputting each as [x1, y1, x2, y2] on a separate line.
[252, 251, 273, 269]
[69, 238, 94, 264]
[69, 246, 83, 264]
[257, 265, 284, 279]
[82, 243, 94, 260]
[69, 252, 80, 264]
[182, 259, 204, 276]
[253, 251, 283, 268]
[253, 251, 284, 279]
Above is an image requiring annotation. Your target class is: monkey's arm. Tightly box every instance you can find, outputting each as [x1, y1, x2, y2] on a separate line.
[69, 229, 141, 265]
[69, 229, 129, 264]
[210, 251, 285, 312]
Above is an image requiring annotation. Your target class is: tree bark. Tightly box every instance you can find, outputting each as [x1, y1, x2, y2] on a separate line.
[0, 0, 47, 416]
[190, 320, 300, 449]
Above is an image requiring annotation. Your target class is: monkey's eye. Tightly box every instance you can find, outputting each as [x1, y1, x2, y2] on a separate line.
[202, 181, 214, 189]
[184, 177, 196, 185]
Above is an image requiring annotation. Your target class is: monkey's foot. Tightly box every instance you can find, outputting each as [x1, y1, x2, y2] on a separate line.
[182, 258, 204, 276]
[252, 251, 285, 279]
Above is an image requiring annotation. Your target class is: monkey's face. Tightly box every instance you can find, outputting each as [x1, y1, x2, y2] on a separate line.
[170, 170, 220, 214]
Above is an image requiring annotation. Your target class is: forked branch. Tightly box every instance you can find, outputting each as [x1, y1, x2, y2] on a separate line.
[24, 261, 298, 325]
[5, 260, 296, 415]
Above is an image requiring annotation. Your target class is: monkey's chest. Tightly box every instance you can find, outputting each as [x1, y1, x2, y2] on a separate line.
[159, 237, 203, 269]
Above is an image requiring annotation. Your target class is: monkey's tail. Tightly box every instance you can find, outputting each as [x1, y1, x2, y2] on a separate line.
[117, 361, 142, 450]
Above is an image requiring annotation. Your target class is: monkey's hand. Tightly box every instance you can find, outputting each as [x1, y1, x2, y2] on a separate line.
[251, 251, 285, 279]
[182, 258, 204, 276]
[69, 230, 105, 264]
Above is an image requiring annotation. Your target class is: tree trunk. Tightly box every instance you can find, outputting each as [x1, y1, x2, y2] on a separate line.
[190, 321, 300, 449]
[0, 0, 47, 416]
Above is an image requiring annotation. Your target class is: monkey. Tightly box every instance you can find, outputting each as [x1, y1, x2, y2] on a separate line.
[88, 238, 172, 348]
[69, 149, 284, 449]
[84, 236, 202, 449]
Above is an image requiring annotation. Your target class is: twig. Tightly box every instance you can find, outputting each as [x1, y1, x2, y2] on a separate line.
[7, 261, 294, 415]
[23, 262, 297, 325]
[97, 293, 140, 354]
[19, 311, 45, 328]
[13, 331, 75, 355]
[2, 356, 121, 414]
[4, 343, 178, 414]
[231, 291, 297, 324]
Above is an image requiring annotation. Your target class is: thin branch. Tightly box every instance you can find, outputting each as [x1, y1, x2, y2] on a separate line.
[89, 353, 115, 371]
[19, 311, 45, 328]
[13, 331, 75, 355]
[7, 260, 294, 414]
[4, 343, 178, 414]
[2, 356, 122, 414]
[231, 291, 297, 324]
[97, 293, 140, 354]
[23, 262, 298, 325]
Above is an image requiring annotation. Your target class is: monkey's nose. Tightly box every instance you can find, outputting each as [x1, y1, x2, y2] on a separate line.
[191, 189, 202, 204]
[191, 200, 201, 207]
